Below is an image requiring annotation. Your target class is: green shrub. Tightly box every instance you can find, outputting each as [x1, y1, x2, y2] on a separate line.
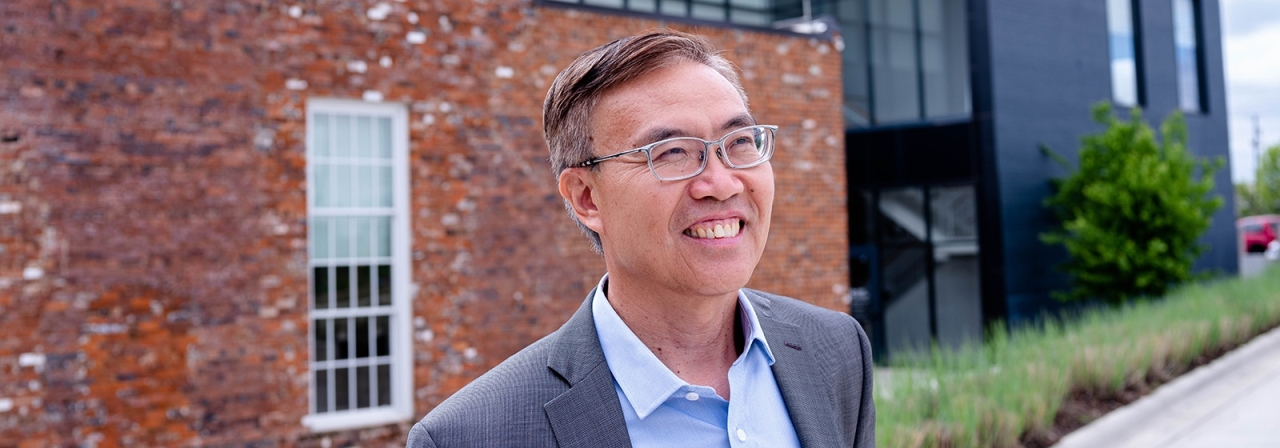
[1237, 144, 1280, 216]
[1040, 103, 1223, 304]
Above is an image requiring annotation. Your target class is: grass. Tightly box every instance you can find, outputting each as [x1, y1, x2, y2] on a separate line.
[874, 264, 1280, 448]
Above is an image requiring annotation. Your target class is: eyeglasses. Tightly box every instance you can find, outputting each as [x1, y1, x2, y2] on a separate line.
[577, 125, 778, 181]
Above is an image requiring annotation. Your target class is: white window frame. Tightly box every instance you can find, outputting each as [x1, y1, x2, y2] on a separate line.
[301, 98, 414, 432]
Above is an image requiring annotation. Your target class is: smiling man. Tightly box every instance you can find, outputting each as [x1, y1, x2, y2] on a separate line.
[407, 30, 875, 448]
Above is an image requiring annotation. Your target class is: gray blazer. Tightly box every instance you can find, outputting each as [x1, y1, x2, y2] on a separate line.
[407, 288, 875, 447]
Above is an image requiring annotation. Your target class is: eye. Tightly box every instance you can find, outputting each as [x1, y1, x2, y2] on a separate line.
[651, 140, 699, 162]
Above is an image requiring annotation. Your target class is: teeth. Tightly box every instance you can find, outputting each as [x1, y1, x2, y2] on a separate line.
[686, 220, 742, 239]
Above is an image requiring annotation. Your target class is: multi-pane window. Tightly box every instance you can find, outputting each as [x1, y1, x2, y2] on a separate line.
[546, 0, 775, 26]
[810, 0, 970, 127]
[1173, 0, 1204, 112]
[303, 99, 412, 431]
[1107, 0, 1141, 107]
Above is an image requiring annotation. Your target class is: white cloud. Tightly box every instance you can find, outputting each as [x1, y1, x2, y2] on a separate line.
[1222, 0, 1280, 184]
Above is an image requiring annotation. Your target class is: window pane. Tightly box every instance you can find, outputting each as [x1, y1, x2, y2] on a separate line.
[660, 0, 687, 16]
[313, 266, 329, 309]
[310, 217, 329, 259]
[1108, 0, 1138, 106]
[378, 265, 392, 306]
[871, 0, 921, 123]
[313, 164, 330, 208]
[313, 113, 330, 157]
[1174, 0, 1201, 112]
[314, 318, 328, 361]
[334, 165, 351, 208]
[376, 315, 390, 356]
[335, 115, 351, 157]
[357, 265, 372, 307]
[921, 0, 970, 118]
[335, 318, 350, 360]
[356, 217, 372, 257]
[356, 366, 371, 408]
[379, 166, 393, 207]
[335, 367, 350, 411]
[629, 0, 656, 13]
[356, 116, 373, 158]
[376, 217, 391, 257]
[377, 117, 392, 159]
[356, 317, 370, 358]
[314, 370, 329, 413]
[356, 165, 373, 207]
[336, 266, 351, 308]
[882, 246, 931, 355]
[584, 0, 623, 7]
[692, 3, 725, 21]
[335, 217, 351, 258]
[879, 188, 926, 245]
[377, 364, 391, 407]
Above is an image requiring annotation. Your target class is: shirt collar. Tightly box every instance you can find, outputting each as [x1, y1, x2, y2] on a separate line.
[591, 274, 777, 419]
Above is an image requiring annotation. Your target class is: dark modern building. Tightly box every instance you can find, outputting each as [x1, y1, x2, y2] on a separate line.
[812, 0, 1237, 358]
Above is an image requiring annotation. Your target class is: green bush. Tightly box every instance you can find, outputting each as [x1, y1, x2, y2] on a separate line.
[1237, 144, 1280, 216]
[1041, 103, 1223, 304]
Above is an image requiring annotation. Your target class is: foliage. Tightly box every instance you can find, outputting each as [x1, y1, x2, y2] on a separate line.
[875, 266, 1280, 448]
[1040, 103, 1223, 304]
[1237, 144, 1280, 216]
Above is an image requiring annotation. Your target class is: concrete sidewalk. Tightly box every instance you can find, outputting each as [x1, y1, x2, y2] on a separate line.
[1055, 325, 1280, 448]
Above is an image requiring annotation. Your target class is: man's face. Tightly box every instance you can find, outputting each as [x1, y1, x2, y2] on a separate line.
[565, 61, 775, 299]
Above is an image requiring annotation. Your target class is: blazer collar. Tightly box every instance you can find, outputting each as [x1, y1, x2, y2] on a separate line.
[543, 288, 633, 448]
[746, 289, 842, 447]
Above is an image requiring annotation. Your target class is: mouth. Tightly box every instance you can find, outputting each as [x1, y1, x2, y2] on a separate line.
[683, 218, 744, 240]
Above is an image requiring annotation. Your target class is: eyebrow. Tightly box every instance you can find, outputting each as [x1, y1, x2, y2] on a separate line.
[635, 114, 758, 146]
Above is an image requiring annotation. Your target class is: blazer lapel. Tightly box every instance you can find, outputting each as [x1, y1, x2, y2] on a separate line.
[543, 289, 632, 448]
[749, 291, 842, 448]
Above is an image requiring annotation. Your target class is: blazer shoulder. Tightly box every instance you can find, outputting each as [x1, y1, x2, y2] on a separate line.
[414, 334, 567, 445]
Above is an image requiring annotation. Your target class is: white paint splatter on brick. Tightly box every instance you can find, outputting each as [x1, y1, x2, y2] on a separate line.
[406, 31, 426, 44]
[288, 5, 302, 18]
[442, 54, 460, 66]
[285, 78, 308, 90]
[0, 398, 12, 413]
[495, 66, 513, 78]
[362, 90, 384, 102]
[803, 119, 817, 129]
[22, 267, 42, 280]
[438, 16, 452, 32]
[367, 3, 392, 21]
[0, 201, 20, 214]
[809, 64, 821, 76]
[463, 347, 477, 360]
[347, 60, 368, 73]
[782, 74, 804, 85]
[18, 353, 45, 369]
[422, 114, 436, 125]
[380, 56, 393, 68]
[408, 12, 419, 24]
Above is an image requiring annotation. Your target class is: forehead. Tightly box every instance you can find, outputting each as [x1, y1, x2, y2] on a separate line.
[590, 61, 750, 147]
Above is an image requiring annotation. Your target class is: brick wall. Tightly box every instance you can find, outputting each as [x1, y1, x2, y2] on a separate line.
[0, 1, 847, 446]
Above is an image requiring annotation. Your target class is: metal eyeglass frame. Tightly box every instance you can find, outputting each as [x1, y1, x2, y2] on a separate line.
[575, 125, 779, 181]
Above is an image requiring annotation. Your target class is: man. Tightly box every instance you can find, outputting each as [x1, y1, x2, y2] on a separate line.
[408, 30, 874, 447]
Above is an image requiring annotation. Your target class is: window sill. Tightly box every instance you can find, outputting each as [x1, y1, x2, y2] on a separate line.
[302, 407, 413, 433]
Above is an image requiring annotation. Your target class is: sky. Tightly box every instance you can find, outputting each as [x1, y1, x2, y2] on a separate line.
[1222, 0, 1280, 184]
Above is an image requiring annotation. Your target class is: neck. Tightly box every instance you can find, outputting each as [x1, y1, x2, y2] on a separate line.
[605, 274, 743, 399]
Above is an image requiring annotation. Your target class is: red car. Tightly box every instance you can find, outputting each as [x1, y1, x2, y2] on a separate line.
[1239, 215, 1280, 253]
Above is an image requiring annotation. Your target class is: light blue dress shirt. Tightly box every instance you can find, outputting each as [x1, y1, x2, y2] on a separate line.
[591, 275, 802, 448]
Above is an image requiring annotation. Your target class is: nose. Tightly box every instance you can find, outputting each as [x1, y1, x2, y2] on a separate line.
[687, 147, 743, 201]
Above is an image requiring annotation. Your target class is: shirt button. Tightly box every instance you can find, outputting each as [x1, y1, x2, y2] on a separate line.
[685, 392, 699, 401]
[736, 428, 747, 442]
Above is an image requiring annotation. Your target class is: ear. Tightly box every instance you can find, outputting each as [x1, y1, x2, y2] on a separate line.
[558, 168, 604, 233]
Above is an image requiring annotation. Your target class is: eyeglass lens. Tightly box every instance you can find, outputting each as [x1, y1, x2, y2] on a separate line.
[649, 126, 773, 180]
